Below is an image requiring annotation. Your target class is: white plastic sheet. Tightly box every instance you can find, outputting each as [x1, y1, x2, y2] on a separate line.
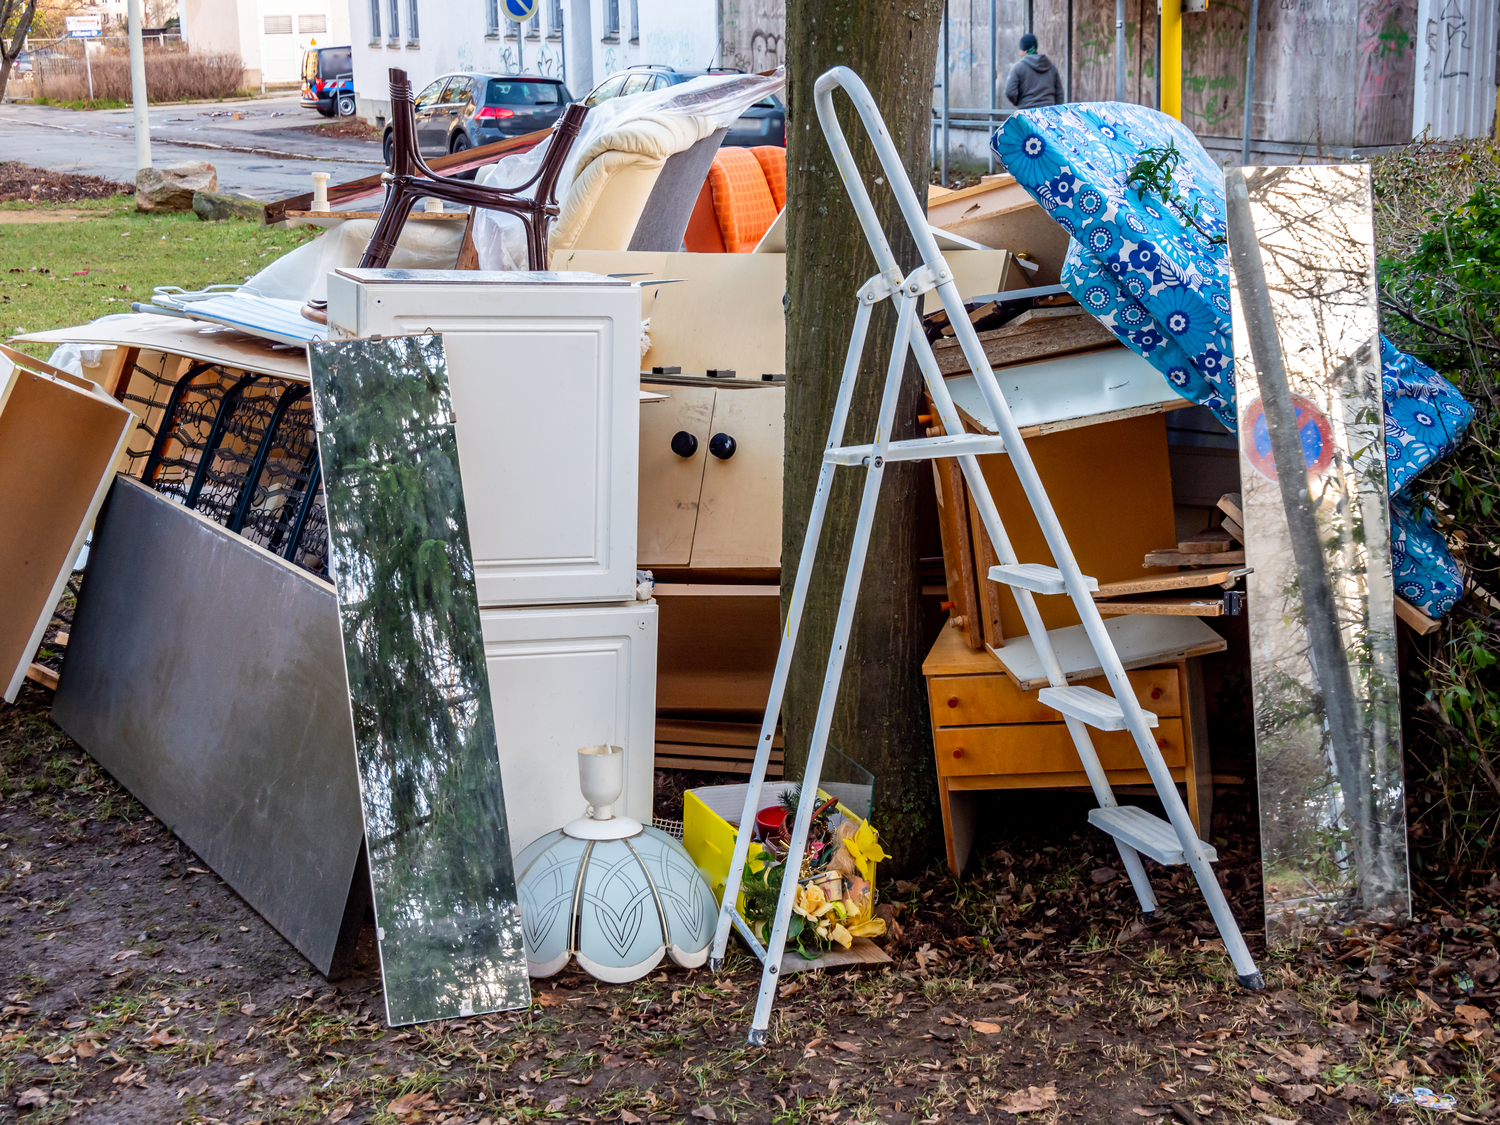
[471, 68, 785, 271]
[242, 218, 466, 304]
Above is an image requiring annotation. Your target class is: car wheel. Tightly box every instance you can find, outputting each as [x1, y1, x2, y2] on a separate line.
[382, 130, 394, 168]
[449, 132, 471, 154]
[337, 94, 356, 117]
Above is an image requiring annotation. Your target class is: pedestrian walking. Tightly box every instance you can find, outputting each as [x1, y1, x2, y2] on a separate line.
[1004, 33, 1064, 109]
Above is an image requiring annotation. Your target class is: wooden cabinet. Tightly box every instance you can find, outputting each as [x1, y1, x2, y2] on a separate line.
[923, 624, 1211, 876]
[638, 381, 783, 570]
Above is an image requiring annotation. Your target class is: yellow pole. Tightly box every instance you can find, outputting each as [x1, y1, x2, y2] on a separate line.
[1161, 0, 1182, 120]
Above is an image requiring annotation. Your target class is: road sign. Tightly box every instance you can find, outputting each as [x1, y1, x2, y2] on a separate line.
[66, 14, 102, 36]
[502, 0, 537, 22]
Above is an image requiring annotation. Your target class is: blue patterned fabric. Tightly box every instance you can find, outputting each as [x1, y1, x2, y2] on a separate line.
[991, 103, 1475, 617]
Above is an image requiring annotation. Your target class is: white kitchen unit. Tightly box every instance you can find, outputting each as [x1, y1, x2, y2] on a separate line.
[481, 601, 658, 860]
[327, 269, 642, 607]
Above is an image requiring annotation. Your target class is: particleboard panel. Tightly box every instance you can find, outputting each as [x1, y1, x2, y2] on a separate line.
[689, 386, 784, 569]
[655, 586, 781, 715]
[971, 412, 1178, 639]
[0, 362, 133, 701]
[638, 383, 715, 568]
[780, 937, 891, 973]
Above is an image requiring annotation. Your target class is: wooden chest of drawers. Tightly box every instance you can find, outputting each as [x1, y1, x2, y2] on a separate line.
[924, 623, 1211, 876]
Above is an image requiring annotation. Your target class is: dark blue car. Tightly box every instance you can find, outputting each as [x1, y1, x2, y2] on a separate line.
[382, 73, 575, 165]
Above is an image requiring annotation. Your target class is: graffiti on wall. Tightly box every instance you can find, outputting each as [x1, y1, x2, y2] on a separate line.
[718, 0, 782, 72]
[501, 39, 564, 76]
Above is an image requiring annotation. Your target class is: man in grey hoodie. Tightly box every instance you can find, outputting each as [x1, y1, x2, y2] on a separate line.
[1004, 33, 1064, 108]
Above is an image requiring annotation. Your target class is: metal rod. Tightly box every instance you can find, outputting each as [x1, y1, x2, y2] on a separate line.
[1065, 0, 1073, 102]
[941, 0, 950, 187]
[1161, 0, 1182, 119]
[1115, 0, 1126, 101]
[1241, 0, 1260, 164]
[988, 0, 997, 172]
[126, 0, 151, 173]
[1025, 0, 1033, 34]
[228, 386, 308, 534]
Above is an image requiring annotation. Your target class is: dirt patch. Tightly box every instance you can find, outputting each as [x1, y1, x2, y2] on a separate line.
[2, 679, 1497, 1124]
[0, 211, 115, 225]
[0, 164, 134, 205]
[301, 120, 383, 141]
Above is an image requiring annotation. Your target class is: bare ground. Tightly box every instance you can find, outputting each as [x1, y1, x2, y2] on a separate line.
[1, 677, 1497, 1125]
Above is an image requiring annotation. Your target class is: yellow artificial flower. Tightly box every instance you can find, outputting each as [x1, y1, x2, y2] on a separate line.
[842, 823, 887, 883]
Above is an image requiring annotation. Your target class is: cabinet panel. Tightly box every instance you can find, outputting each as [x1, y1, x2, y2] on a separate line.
[638, 384, 715, 567]
[929, 667, 1180, 727]
[482, 603, 657, 860]
[689, 386, 784, 569]
[934, 718, 1186, 777]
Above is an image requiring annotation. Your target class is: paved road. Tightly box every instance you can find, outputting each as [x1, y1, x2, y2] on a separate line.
[0, 94, 382, 199]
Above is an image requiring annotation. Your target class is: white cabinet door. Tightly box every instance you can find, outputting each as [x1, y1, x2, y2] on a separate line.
[637, 384, 715, 568]
[329, 271, 641, 606]
[481, 602, 657, 860]
[689, 386, 784, 569]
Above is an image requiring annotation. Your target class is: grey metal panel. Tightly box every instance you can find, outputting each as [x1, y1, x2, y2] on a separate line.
[628, 128, 728, 253]
[52, 476, 365, 976]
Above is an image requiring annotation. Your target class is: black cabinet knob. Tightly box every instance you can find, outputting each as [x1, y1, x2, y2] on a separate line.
[670, 430, 698, 458]
[709, 433, 737, 460]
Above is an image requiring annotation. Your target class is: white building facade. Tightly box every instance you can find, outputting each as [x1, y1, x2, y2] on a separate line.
[180, 0, 351, 87]
[347, 0, 747, 123]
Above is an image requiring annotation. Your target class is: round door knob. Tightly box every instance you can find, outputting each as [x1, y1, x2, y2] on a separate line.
[1157, 739, 1167, 750]
[1150, 687, 1162, 700]
[952, 747, 963, 758]
[708, 432, 737, 460]
[947, 697, 959, 708]
[670, 431, 698, 458]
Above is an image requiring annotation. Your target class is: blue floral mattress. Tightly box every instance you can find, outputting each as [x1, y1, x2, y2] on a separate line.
[991, 103, 1473, 617]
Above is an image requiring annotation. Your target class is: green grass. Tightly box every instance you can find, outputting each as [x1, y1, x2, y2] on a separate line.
[31, 97, 133, 111]
[1, 204, 321, 359]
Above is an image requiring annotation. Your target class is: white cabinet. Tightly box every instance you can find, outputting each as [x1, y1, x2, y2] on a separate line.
[327, 269, 642, 606]
[481, 601, 658, 859]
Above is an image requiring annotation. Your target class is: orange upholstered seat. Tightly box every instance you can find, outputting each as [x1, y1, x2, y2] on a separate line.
[684, 145, 787, 253]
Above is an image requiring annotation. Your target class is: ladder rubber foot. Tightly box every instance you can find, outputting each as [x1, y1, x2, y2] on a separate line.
[1239, 971, 1266, 991]
[708, 957, 723, 973]
[747, 1027, 768, 1047]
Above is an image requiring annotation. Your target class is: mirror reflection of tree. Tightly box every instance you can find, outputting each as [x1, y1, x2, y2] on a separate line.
[312, 335, 529, 1023]
[1231, 167, 1409, 940]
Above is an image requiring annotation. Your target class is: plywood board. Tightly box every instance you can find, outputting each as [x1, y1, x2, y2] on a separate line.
[990, 614, 1228, 691]
[971, 413, 1179, 639]
[930, 308, 1119, 376]
[15, 313, 313, 382]
[655, 586, 781, 715]
[1, 357, 134, 701]
[946, 348, 1181, 436]
[1095, 596, 1227, 617]
[638, 383, 715, 567]
[690, 385, 785, 569]
[1093, 568, 1244, 598]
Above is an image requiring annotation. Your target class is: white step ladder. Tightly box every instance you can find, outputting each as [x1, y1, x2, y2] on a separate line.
[708, 67, 1263, 1045]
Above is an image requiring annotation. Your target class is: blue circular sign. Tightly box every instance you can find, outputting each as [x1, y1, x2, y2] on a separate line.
[503, 0, 537, 21]
[1241, 394, 1334, 483]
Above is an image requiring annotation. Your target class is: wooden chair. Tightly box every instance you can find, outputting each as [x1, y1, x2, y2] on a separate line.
[360, 68, 587, 271]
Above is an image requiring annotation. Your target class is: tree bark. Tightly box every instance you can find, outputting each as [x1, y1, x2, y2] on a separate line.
[783, 0, 944, 874]
[0, 0, 38, 102]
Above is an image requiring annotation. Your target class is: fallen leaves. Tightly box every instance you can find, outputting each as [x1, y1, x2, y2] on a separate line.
[388, 1090, 437, 1117]
[324, 1104, 354, 1124]
[545, 1095, 566, 1112]
[970, 1020, 1001, 1034]
[16, 1088, 49, 1108]
[143, 1028, 181, 1048]
[110, 950, 141, 962]
[999, 1083, 1057, 1114]
[832, 1040, 863, 1054]
[690, 1107, 718, 1121]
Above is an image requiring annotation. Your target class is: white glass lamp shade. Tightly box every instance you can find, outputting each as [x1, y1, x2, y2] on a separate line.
[514, 825, 717, 983]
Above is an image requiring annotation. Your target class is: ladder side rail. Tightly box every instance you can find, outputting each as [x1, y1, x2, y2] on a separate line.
[913, 334, 1158, 911]
[709, 294, 881, 968]
[745, 293, 922, 1045]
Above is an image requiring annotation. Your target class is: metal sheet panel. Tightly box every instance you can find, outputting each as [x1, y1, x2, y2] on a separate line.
[51, 476, 365, 975]
[1413, 0, 1499, 140]
[1228, 165, 1410, 944]
[309, 334, 530, 1025]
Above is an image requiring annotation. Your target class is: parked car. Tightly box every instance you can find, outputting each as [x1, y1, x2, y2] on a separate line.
[381, 73, 574, 165]
[583, 66, 785, 147]
[300, 45, 355, 117]
[13, 48, 67, 75]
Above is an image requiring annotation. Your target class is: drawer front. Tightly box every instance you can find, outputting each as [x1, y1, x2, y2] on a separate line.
[934, 718, 1185, 777]
[929, 667, 1180, 726]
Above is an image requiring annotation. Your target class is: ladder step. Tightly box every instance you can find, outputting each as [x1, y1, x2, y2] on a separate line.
[824, 433, 1006, 465]
[1088, 806, 1218, 866]
[1037, 685, 1157, 731]
[989, 563, 1098, 595]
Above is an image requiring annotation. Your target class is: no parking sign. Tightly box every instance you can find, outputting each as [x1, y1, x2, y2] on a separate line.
[1241, 394, 1335, 483]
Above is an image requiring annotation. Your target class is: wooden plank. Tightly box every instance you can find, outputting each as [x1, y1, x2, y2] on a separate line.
[1394, 595, 1441, 636]
[930, 306, 1119, 376]
[990, 615, 1229, 691]
[779, 936, 890, 973]
[1015, 397, 1194, 441]
[262, 127, 551, 224]
[1095, 596, 1226, 617]
[1217, 492, 1244, 524]
[965, 485, 1006, 649]
[1143, 549, 1246, 567]
[25, 663, 58, 691]
[656, 719, 783, 748]
[657, 756, 784, 777]
[1093, 568, 1243, 598]
[923, 618, 1005, 676]
[926, 393, 984, 651]
[1177, 529, 1236, 555]
[1221, 515, 1245, 543]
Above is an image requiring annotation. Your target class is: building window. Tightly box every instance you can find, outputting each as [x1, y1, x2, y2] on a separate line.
[368, 0, 380, 40]
[548, 0, 562, 36]
[264, 14, 293, 33]
[298, 13, 327, 33]
[486, 0, 498, 34]
[405, 0, 419, 41]
[629, 0, 637, 42]
[525, 10, 538, 36]
[604, 0, 618, 37]
[386, 0, 399, 41]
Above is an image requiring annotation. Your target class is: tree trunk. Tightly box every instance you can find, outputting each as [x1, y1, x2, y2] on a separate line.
[0, 0, 38, 102]
[782, 0, 944, 875]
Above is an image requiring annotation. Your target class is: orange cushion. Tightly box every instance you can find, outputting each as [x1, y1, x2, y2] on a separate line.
[749, 146, 786, 211]
[683, 179, 727, 253]
[706, 147, 779, 253]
